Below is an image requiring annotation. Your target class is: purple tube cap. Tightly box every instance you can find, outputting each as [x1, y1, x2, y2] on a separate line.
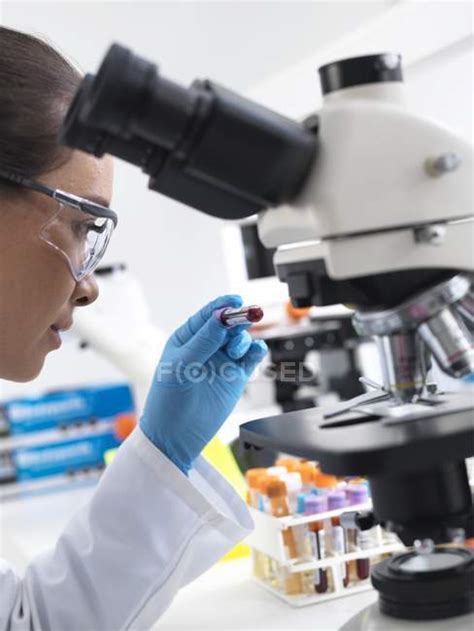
[327, 490, 347, 510]
[304, 494, 328, 515]
[213, 307, 228, 323]
[346, 484, 369, 505]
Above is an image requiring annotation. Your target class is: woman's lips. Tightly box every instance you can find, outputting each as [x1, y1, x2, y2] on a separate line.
[51, 320, 73, 333]
[49, 325, 62, 348]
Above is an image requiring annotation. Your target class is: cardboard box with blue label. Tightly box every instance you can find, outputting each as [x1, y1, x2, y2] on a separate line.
[0, 383, 136, 485]
[13, 431, 120, 481]
[0, 383, 134, 435]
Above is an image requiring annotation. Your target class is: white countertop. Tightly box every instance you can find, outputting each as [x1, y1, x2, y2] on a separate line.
[156, 557, 376, 631]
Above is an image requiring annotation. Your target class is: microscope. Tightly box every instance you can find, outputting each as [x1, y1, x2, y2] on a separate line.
[60, 46, 474, 628]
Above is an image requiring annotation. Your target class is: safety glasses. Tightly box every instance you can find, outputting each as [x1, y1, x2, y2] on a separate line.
[0, 168, 118, 281]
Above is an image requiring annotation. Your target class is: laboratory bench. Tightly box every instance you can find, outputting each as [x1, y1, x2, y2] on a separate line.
[156, 557, 376, 630]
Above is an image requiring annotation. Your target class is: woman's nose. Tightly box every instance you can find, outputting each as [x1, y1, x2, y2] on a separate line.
[72, 274, 99, 306]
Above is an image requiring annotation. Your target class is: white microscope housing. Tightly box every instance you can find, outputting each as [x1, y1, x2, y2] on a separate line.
[259, 53, 473, 289]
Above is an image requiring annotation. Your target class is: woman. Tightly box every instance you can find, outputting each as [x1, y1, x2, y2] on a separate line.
[0, 27, 267, 630]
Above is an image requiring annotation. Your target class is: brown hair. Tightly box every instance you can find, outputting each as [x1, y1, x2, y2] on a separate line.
[0, 27, 82, 193]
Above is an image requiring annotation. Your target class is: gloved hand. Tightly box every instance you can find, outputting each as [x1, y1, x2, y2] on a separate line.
[140, 295, 268, 474]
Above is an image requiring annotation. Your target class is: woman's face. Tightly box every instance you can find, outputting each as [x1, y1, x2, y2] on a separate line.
[0, 151, 114, 382]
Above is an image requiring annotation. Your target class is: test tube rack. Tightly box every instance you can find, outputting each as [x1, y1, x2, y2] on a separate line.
[247, 501, 405, 608]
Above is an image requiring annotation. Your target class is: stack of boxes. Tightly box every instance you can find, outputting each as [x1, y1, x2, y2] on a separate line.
[0, 383, 136, 498]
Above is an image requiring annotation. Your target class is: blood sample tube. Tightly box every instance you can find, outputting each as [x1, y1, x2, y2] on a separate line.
[280, 472, 303, 514]
[213, 304, 264, 327]
[327, 490, 350, 588]
[245, 468, 267, 509]
[257, 474, 280, 513]
[267, 480, 298, 557]
[253, 474, 279, 581]
[299, 462, 320, 491]
[267, 479, 303, 595]
[304, 494, 329, 594]
[355, 531, 372, 580]
[346, 484, 371, 580]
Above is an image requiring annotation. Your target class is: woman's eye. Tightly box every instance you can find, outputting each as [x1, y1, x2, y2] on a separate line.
[72, 221, 94, 240]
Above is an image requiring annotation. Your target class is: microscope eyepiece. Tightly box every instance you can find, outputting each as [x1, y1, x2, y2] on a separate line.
[318, 53, 403, 95]
[60, 43, 318, 220]
[60, 72, 159, 168]
[61, 75, 104, 156]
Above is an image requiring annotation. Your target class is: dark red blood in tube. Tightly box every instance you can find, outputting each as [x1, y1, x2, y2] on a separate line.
[356, 558, 370, 580]
[247, 306, 264, 323]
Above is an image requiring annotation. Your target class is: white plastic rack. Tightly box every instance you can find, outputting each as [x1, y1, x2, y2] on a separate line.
[247, 501, 405, 607]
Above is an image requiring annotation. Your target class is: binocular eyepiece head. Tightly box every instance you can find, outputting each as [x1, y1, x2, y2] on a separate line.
[60, 43, 318, 220]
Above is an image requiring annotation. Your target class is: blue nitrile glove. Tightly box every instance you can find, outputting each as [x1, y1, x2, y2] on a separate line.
[140, 295, 268, 474]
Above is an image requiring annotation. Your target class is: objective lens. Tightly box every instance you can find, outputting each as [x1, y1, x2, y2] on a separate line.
[457, 289, 474, 331]
[375, 332, 429, 402]
[418, 307, 474, 378]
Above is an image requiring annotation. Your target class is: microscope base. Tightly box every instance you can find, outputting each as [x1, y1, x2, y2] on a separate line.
[339, 602, 473, 631]
[371, 548, 474, 620]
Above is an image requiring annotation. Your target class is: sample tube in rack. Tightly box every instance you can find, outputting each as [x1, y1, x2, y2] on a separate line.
[346, 484, 371, 580]
[245, 468, 267, 509]
[304, 494, 329, 594]
[267, 479, 303, 595]
[328, 491, 350, 588]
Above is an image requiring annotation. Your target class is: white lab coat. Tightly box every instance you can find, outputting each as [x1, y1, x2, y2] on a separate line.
[0, 428, 253, 630]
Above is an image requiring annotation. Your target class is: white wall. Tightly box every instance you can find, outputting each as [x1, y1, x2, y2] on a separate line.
[0, 0, 472, 399]
[405, 38, 473, 142]
[246, 0, 473, 125]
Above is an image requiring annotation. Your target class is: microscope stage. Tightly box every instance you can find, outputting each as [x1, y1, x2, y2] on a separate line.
[240, 391, 474, 476]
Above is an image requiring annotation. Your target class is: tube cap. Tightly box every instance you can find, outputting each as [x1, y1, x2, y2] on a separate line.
[267, 479, 288, 498]
[304, 494, 328, 515]
[258, 475, 279, 495]
[300, 462, 319, 484]
[245, 468, 267, 489]
[313, 472, 338, 489]
[327, 490, 347, 510]
[346, 484, 369, 506]
[348, 477, 368, 486]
